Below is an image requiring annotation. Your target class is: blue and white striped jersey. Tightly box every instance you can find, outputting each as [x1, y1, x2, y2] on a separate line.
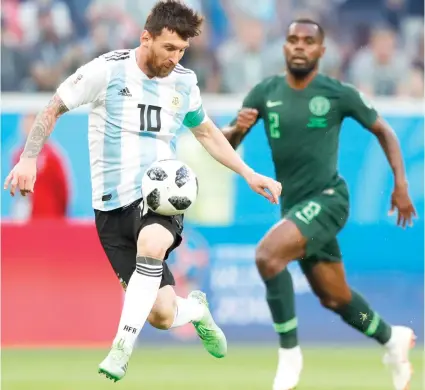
[57, 49, 207, 211]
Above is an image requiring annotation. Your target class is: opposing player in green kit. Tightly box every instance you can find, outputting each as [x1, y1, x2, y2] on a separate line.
[222, 19, 417, 390]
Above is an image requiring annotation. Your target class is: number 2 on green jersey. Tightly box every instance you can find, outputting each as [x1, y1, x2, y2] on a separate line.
[268, 112, 280, 139]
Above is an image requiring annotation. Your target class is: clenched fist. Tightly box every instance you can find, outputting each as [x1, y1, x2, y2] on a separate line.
[236, 108, 259, 133]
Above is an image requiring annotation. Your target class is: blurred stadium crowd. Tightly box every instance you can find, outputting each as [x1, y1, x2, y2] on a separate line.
[2, 0, 424, 96]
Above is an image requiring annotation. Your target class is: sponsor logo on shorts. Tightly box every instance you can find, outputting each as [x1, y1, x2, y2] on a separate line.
[322, 188, 335, 195]
[119, 277, 128, 290]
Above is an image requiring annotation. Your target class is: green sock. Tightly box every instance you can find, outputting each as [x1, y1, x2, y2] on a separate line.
[264, 268, 298, 348]
[333, 290, 392, 344]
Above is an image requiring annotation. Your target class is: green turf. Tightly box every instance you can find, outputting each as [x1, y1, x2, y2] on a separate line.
[1, 346, 423, 389]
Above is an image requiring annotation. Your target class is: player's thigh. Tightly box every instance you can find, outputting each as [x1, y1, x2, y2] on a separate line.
[137, 224, 174, 258]
[286, 190, 349, 259]
[148, 285, 176, 329]
[257, 219, 307, 260]
[255, 219, 307, 278]
[95, 209, 136, 288]
[299, 238, 343, 274]
[134, 202, 184, 260]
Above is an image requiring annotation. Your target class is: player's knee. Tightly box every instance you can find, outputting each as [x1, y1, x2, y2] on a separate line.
[137, 224, 174, 259]
[320, 297, 339, 310]
[255, 220, 305, 280]
[319, 292, 352, 311]
[138, 243, 168, 260]
[255, 246, 282, 279]
[148, 286, 176, 330]
[148, 300, 175, 330]
[148, 310, 174, 330]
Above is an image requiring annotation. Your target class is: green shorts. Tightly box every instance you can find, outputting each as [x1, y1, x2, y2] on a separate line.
[284, 179, 349, 270]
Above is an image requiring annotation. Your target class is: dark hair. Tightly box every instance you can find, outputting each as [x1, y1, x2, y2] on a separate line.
[144, 0, 203, 40]
[289, 18, 325, 41]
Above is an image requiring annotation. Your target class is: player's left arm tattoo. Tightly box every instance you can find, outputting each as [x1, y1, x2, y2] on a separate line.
[21, 94, 69, 159]
[367, 117, 407, 187]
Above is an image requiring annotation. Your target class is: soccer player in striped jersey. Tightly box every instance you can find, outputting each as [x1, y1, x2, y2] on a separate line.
[4, 0, 282, 382]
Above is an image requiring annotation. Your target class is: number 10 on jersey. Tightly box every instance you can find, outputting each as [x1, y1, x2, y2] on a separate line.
[138, 104, 162, 132]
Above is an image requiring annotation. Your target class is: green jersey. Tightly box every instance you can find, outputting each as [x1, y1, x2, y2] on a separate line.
[241, 73, 378, 209]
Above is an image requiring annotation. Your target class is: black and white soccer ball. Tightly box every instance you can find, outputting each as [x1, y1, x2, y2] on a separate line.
[142, 159, 198, 216]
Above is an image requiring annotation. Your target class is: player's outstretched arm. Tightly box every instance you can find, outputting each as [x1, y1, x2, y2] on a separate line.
[23, 95, 69, 159]
[191, 119, 281, 204]
[222, 108, 259, 149]
[367, 117, 416, 227]
[342, 84, 416, 227]
[4, 95, 69, 196]
[367, 117, 407, 188]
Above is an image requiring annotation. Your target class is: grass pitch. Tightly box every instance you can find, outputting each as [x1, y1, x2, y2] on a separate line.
[2, 345, 423, 389]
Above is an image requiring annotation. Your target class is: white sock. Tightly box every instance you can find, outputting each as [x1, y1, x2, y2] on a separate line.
[113, 256, 163, 350]
[279, 345, 302, 357]
[275, 346, 303, 388]
[170, 296, 204, 328]
[385, 326, 401, 349]
[278, 346, 303, 368]
[385, 328, 395, 348]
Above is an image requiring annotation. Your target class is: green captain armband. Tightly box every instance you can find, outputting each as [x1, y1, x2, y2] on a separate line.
[183, 105, 206, 128]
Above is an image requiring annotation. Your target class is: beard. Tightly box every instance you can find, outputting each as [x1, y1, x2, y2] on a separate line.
[146, 51, 175, 78]
[286, 58, 318, 80]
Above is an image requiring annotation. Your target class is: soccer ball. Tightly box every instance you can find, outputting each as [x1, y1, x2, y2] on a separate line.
[142, 159, 198, 216]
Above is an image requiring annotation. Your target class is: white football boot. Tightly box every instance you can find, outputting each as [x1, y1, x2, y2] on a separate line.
[273, 346, 303, 390]
[98, 338, 132, 382]
[383, 326, 416, 390]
